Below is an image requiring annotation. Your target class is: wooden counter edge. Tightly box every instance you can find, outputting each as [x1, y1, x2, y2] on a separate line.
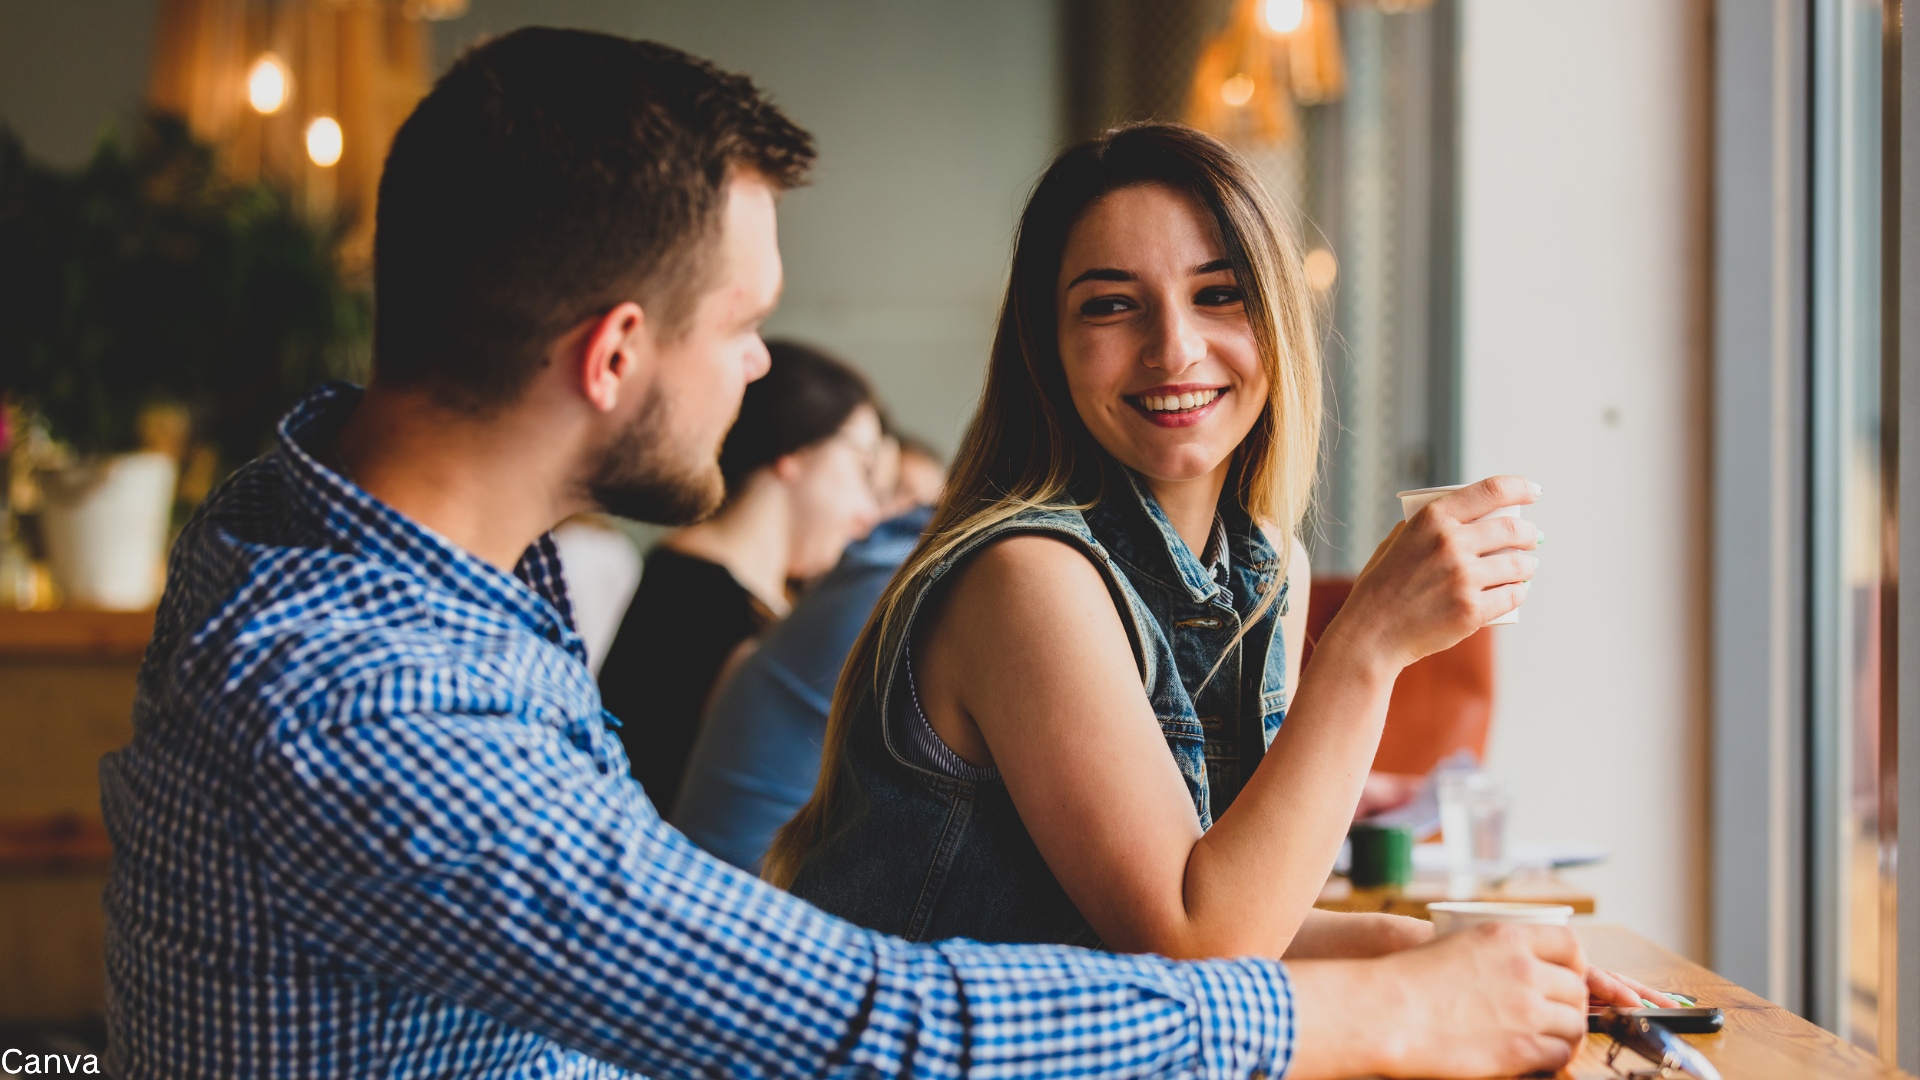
[0, 813, 113, 874]
[0, 608, 154, 659]
[1574, 923, 1915, 1079]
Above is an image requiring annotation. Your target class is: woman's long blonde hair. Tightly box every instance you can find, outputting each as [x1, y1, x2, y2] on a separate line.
[764, 122, 1321, 886]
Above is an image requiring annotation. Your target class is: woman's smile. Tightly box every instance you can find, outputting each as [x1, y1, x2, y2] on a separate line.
[1127, 384, 1229, 428]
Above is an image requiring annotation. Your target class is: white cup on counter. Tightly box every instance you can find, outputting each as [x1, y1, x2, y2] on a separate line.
[1427, 901, 1574, 938]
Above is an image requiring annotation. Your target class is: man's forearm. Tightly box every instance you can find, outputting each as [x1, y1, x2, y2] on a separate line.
[1285, 960, 1400, 1079]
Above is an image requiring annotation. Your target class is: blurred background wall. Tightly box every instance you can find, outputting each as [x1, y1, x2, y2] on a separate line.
[0, 1, 160, 169]
[1458, 0, 1711, 962]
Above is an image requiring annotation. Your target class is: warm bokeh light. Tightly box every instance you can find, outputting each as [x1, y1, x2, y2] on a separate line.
[1303, 247, 1338, 292]
[1263, 0, 1306, 34]
[246, 53, 289, 114]
[1220, 74, 1256, 107]
[305, 117, 343, 167]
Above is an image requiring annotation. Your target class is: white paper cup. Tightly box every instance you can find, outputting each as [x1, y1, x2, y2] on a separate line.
[1427, 901, 1573, 938]
[1396, 483, 1526, 625]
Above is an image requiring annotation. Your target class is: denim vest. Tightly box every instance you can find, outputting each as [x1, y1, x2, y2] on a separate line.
[788, 467, 1289, 946]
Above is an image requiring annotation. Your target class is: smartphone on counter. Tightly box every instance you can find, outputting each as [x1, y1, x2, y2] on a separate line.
[1588, 1006, 1725, 1035]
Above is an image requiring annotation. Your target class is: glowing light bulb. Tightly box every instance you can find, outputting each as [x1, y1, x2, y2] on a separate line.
[306, 117, 343, 167]
[1303, 247, 1338, 291]
[247, 53, 289, 114]
[1220, 74, 1256, 108]
[1264, 0, 1306, 34]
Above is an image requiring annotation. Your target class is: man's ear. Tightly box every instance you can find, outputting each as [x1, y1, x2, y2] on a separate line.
[578, 301, 649, 414]
[770, 452, 805, 484]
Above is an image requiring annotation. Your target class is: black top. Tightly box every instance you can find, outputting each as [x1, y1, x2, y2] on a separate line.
[599, 547, 774, 813]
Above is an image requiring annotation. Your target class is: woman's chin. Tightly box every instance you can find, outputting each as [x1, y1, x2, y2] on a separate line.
[1105, 444, 1234, 486]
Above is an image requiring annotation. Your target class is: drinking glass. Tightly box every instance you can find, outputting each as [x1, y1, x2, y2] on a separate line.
[1437, 771, 1510, 895]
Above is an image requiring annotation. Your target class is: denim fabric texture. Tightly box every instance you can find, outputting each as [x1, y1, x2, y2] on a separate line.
[789, 466, 1290, 947]
[97, 385, 1300, 1078]
[672, 505, 934, 870]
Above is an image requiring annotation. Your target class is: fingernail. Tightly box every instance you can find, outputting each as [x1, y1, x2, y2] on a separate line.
[1535, 530, 1547, 546]
[1529, 482, 1543, 498]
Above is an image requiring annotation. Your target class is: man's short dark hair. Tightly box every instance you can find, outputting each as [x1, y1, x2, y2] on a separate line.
[373, 28, 814, 408]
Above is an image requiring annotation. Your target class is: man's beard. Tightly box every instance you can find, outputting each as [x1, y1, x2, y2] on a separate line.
[586, 385, 726, 526]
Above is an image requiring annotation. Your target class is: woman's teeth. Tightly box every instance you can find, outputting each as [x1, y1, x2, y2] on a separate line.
[1138, 389, 1223, 413]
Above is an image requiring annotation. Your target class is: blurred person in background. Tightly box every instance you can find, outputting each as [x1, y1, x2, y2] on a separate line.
[599, 339, 883, 810]
[674, 434, 944, 870]
[888, 432, 947, 512]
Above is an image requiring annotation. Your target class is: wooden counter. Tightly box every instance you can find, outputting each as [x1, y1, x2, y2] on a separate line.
[0, 608, 154, 659]
[1568, 924, 1912, 1079]
[1316, 868, 1597, 918]
[0, 609, 148, 1021]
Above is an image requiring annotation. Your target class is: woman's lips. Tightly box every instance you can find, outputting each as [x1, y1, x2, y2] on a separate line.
[1128, 387, 1227, 428]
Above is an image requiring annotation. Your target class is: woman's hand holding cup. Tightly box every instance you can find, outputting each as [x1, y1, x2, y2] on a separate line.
[1324, 475, 1541, 672]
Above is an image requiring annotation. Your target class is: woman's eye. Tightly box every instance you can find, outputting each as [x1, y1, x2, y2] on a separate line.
[1196, 286, 1244, 306]
[1078, 295, 1135, 317]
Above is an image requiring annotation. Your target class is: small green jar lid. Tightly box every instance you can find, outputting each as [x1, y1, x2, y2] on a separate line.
[1348, 822, 1415, 889]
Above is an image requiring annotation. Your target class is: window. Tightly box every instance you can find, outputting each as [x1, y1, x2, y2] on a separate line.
[1713, 0, 1908, 1063]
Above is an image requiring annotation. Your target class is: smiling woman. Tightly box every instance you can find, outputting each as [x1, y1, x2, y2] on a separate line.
[764, 123, 1573, 976]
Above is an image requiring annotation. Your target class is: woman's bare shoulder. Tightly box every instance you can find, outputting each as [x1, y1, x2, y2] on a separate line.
[918, 530, 1141, 749]
[943, 531, 1111, 610]
[912, 531, 1122, 665]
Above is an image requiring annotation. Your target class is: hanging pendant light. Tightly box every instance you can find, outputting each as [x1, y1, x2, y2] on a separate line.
[306, 117, 343, 168]
[245, 53, 290, 115]
[1188, 0, 1296, 145]
[1190, 0, 1425, 145]
[1265, 0, 1307, 33]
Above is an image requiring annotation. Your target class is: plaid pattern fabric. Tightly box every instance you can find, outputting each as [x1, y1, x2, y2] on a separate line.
[98, 382, 1297, 1079]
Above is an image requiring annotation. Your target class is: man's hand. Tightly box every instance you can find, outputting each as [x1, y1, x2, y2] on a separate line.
[1588, 965, 1681, 1008]
[1287, 923, 1589, 1078]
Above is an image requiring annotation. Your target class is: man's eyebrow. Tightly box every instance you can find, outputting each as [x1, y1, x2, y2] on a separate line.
[1194, 258, 1234, 274]
[1066, 267, 1136, 288]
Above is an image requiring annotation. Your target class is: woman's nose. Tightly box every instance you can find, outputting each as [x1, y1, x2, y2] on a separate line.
[1142, 303, 1207, 374]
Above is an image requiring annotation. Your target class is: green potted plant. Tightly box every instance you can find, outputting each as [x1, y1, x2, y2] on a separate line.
[0, 115, 368, 608]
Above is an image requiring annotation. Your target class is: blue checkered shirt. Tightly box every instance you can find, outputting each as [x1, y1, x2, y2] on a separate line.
[98, 383, 1297, 1078]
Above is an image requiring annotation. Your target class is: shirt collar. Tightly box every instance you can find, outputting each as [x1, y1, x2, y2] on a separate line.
[1107, 467, 1226, 603]
[1202, 512, 1231, 584]
[274, 382, 582, 657]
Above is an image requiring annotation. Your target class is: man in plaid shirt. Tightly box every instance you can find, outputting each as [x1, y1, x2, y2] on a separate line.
[99, 27, 1591, 1079]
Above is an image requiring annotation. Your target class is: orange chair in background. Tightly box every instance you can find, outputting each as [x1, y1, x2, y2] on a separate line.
[1300, 578, 1495, 775]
